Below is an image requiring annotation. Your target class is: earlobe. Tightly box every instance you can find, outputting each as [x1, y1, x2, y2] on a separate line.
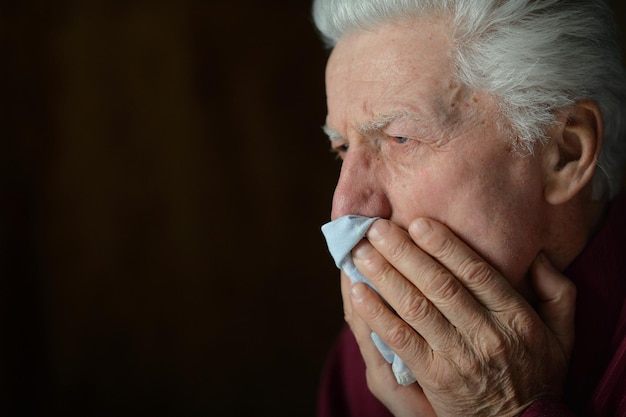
[543, 100, 604, 205]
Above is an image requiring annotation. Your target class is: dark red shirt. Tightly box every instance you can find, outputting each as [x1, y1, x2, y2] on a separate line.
[317, 195, 626, 417]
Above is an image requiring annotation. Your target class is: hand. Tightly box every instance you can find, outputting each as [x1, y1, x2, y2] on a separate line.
[341, 271, 438, 417]
[344, 218, 576, 417]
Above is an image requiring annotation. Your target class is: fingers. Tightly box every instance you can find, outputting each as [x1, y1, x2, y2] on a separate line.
[359, 219, 490, 336]
[341, 273, 407, 385]
[530, 254, 577, 358]
[407, 218, 525, 313]
[345, 219, 574, 416]
[352, 237, 459, 353]
[344, 284, 438, 417]
[350, 280, 435, 367]
[340, 271, 354, 326]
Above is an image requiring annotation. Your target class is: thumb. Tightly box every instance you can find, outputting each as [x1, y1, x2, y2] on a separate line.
[530, 253, 577, 359]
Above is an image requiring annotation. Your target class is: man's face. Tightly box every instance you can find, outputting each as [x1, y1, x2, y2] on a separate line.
[325, 18, 549, 293]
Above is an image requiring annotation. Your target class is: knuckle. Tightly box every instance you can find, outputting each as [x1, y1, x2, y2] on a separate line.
[342, 303, 358, 331]
[504, 307, 542, 339]
[368, 260, 395, 287]
[459, 356, 484, 381]
[362, 295, 387, 322]
[386, 236, 413, 263]
[383, 323, 414, 350]
[343, 309, 352, 325]
[424, 269, 462, 302]
[400, 293, 431, 324]
[355, 254, 391, 287]
[457, 256, 491, 286]
[484, 331, 509, 357]
[473, 322, 511, 359]
[423, 228, 455, 259]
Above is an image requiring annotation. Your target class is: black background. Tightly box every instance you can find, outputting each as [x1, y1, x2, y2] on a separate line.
[2, 1, 625, 416]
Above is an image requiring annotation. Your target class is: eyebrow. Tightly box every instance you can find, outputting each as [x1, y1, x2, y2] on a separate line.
[357, 111, 413, 134]
[322, 124, 343, 141]
[322, 110, 425, 141]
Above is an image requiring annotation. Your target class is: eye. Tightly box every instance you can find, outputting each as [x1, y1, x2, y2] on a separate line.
[394, 136, 409, 144]
[331, 142, 349, 159]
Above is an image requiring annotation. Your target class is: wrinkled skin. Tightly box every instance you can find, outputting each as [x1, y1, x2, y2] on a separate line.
[343, 219, 575, 417]
[324, 16, 589, 417]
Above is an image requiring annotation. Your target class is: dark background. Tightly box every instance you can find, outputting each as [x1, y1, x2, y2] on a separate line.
[1, 1, 625, 416]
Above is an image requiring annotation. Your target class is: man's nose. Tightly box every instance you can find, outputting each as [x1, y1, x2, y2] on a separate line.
[330, 149, 392, 220]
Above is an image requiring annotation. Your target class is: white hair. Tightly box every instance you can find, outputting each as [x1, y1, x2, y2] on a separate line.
[313, 0, 626, 199]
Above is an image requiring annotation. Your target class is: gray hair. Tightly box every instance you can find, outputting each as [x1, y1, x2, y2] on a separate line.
[313, 0, 626, 199]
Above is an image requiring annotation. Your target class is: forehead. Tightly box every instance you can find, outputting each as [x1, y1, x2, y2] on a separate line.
[325, 17, 459, 133]
[327, 16, 453, 77]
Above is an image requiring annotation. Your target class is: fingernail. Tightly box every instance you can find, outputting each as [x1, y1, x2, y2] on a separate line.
[351, 283, 367, 301]
[410, 218, 431, 237]
[367, 220, 389, 241]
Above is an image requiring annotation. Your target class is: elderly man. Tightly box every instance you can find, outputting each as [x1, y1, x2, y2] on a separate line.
[314, 1, 626, 416]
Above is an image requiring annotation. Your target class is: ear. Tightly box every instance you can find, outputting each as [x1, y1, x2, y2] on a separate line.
[543, 100, 604, 205]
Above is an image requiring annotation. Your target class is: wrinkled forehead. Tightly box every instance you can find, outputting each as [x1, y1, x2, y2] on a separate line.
[324, 17, 478, 133]
[327, 16, 454, 78]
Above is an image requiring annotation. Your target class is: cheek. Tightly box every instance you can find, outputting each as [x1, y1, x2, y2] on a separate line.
[392, 156, 544, 288]
[385, 164, 449, 223]
[444, 163, 545, 286]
